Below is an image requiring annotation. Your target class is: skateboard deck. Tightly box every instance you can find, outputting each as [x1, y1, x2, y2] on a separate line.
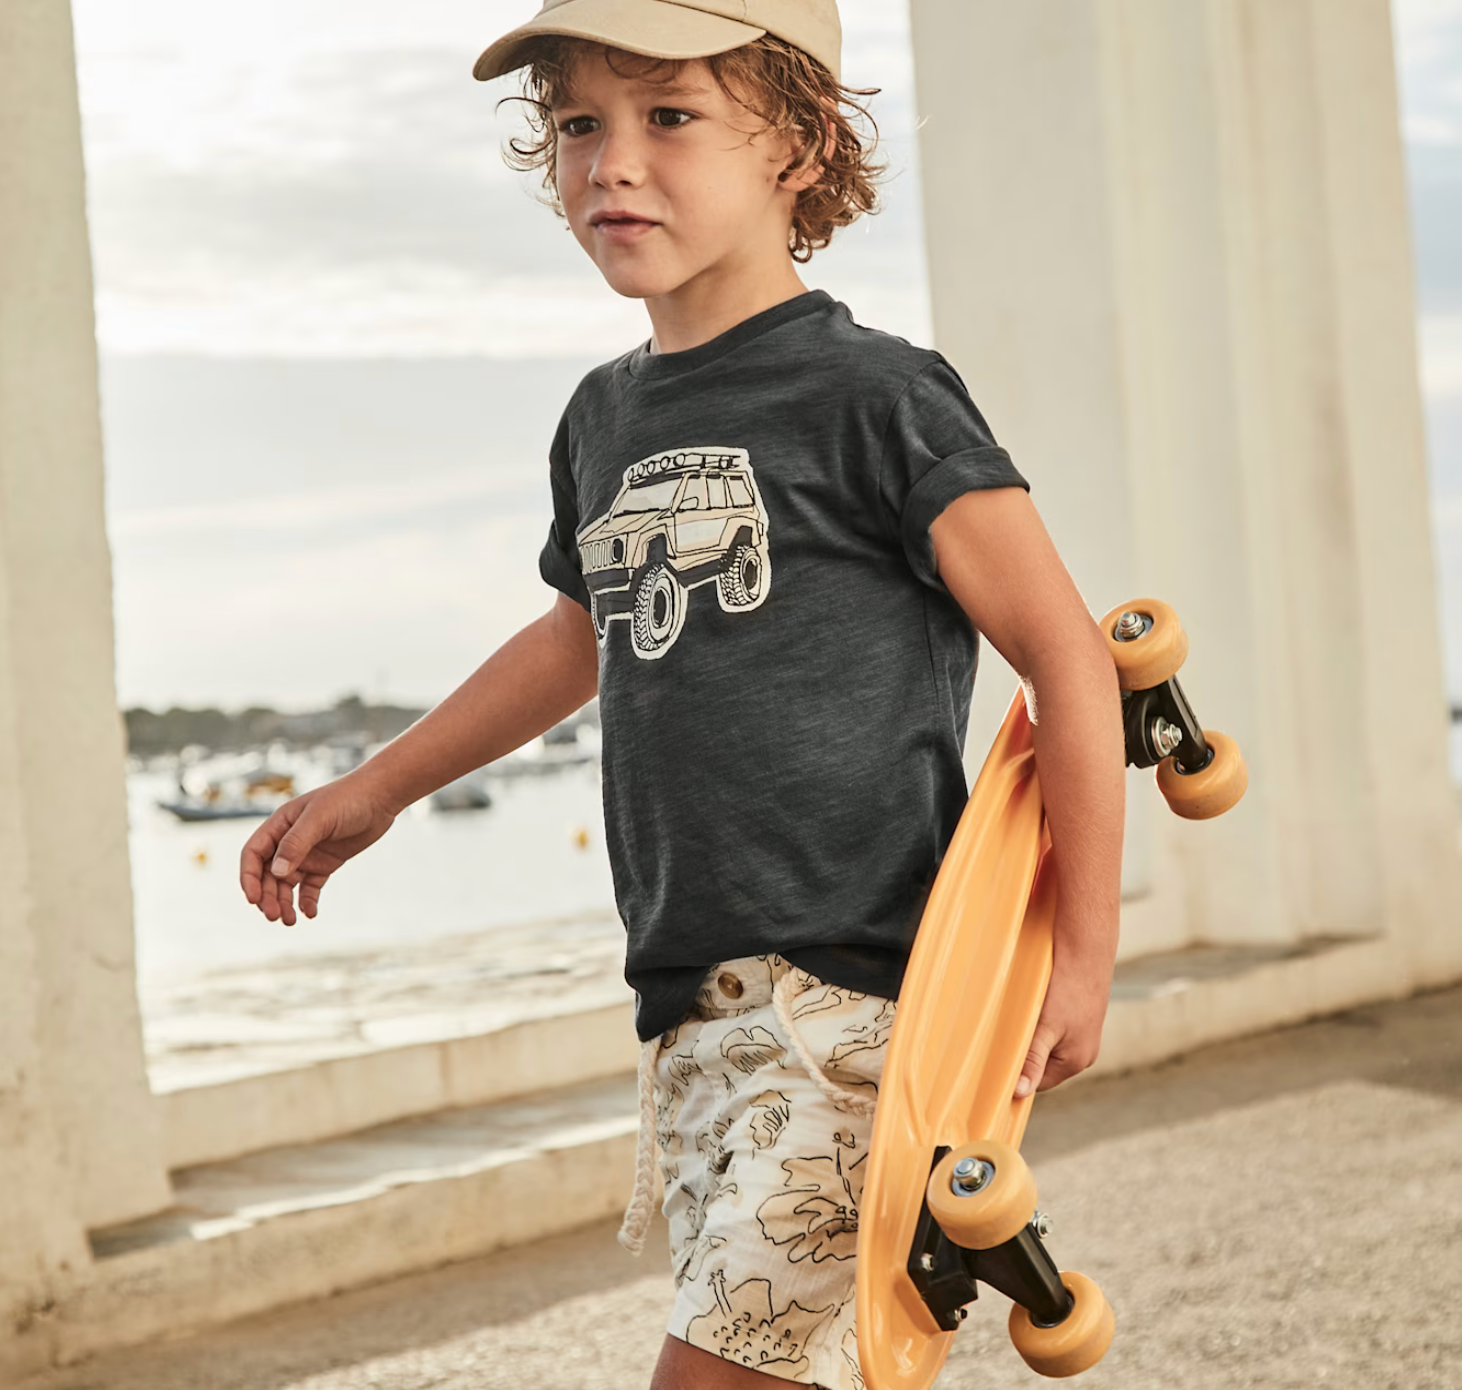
[857, 686, 1059, 1389]
[857, 599, 1246, 1386]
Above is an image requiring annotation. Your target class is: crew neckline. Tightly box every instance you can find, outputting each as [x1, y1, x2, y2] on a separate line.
[627, 289, 835, 380]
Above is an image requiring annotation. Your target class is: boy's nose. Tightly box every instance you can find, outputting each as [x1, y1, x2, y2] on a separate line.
[590, 130, 646, 187]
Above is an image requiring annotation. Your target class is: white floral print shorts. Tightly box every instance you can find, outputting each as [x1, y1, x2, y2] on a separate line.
[654, 954, 895, 1390]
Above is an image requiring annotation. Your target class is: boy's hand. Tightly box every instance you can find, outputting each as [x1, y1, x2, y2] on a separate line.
[238, 772, 398, 926]
[1015, 933, 1116, 1098]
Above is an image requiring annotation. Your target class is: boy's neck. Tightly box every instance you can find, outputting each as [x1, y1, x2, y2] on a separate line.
[645, 270, 813, 357]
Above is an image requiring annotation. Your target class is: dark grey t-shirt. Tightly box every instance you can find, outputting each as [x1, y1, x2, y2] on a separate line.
[539, 289, 1029, 1040]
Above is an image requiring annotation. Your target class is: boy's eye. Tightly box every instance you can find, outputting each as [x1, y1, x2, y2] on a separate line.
[554, 109, 695, 138]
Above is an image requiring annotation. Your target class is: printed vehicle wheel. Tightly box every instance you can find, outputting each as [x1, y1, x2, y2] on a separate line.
[589, 594, 608, 641]
[1008, 1271, 1115, 1378]
[926, 1138, 1037, 1251]
[631, 563, 687, 658]
[1100, 598, 1189, 691]
[1156, 728, 1247, 820]
[717, 542, 767, 611]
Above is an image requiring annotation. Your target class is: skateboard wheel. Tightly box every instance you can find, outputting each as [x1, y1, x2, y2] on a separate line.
[1156, 728, 1247, 820]
[1008, 1270, 1114, 1378]
[1100, 598, 1188, 691]
[926, 1139, 1038, 1250]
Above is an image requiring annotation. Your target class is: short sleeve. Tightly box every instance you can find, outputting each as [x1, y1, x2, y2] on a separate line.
[879, 356, 1030, 590]
[539, 407, 592, 611]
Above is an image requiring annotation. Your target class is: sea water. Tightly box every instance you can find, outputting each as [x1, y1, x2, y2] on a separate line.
[128, 759, 617, 985]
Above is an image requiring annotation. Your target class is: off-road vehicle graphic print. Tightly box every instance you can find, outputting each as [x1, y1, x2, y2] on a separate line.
[577, 446, 770, 660]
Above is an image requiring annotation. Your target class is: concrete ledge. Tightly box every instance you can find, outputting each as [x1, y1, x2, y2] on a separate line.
[158, 1001, 638, 1169]
[1096, 936, 1413, 1078]
[29, 1074, 640, 1373]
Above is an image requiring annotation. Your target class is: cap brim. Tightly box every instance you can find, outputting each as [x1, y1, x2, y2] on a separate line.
[473, 0, 766, 82]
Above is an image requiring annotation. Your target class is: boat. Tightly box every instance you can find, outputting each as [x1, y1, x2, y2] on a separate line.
[430, 772, 493, 812]
[158, 769, 296, 822]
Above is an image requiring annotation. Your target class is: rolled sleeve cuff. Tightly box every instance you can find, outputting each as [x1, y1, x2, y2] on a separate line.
[899, 446, 1030, 590]
[539, 529, 591, 611]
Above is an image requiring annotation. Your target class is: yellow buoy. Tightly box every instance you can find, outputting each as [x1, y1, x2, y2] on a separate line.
[572, 827, 590, 851]
[193, 849, 209, 865]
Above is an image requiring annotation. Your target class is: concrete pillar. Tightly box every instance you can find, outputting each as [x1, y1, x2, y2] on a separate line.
[0, 0, 171, 1336]
[912, 0, 1461, 978]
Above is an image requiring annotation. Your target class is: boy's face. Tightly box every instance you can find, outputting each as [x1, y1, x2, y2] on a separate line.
[550, 50, 813, 304]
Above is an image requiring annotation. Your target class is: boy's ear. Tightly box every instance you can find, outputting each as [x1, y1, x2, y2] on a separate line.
[779, 109, 832, 194]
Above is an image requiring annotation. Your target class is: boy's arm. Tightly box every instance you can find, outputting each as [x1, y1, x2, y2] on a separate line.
[930, 488, 1125, 1097]
[363, 593, 599, 815]
[241, 595, 598, 924]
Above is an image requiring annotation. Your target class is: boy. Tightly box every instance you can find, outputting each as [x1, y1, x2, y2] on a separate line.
[239, 2, 1125, 1386]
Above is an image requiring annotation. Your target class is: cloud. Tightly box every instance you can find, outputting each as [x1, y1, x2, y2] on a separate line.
[78, 46, 524, 183]
[1393, 0, 1462, 66]
[71, 0, 530, 61]
[1421, 316, 1462, 400]
[1405, 113, 1462, 145]
[112, 511, 553, 709]
[93, 267, 647, 359]
[108, 469, 532, 539]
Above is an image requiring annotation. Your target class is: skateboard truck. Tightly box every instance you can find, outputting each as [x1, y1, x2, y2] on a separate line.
[910, 1137, 1116, 1376]
[1102, 600, 1248, 820]
[1120, 661, 1210, 773]
[906, 1146, 1075, 1334]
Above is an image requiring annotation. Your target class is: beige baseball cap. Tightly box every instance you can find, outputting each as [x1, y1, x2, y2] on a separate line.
[472, 0, 842, 84]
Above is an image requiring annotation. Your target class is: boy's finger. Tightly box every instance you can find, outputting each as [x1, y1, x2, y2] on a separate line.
[240, 807, 295, 903]
[1015, 1026, 1055, 1099]
[239, 825, 277, 904]
[1037, 1053, 1073, 1093]
[1033, 1037, 1100, 1095]
[271, 807, 324, 881]
[262, 868, 284, 922]
[264, 854, 295, 923]
[273, 871, 296, 927]
[297, 873, 327, 919]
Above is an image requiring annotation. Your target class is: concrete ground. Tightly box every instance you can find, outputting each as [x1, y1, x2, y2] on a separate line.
[22, 985, 1462, 1390]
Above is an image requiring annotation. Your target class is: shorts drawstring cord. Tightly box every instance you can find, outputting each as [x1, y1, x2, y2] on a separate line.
[617, 1035, 659, 1255]
[618, 963, 877, 1256]
[772, 970, 877, 1118]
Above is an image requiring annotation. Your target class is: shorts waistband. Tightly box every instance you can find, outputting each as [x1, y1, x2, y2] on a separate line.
[692, 954, 796, 1016]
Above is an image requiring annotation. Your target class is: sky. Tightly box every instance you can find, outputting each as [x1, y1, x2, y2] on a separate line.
[68, 0, 1462, 712]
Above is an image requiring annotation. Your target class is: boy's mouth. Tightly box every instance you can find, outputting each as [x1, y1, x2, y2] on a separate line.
[591, 210, 658, 229]
[593, 214, 658, 242]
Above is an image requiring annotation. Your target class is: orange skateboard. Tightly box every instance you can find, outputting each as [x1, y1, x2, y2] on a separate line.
[857, 599, 1247, 1385]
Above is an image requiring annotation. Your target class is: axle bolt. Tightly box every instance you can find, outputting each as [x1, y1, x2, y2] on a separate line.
[1031, 1210, 1053, 1238]
[918, 1253, 935, 1272]
[1152, 717, 1184, 758]
[1113, 610, 1148, 642]
[951, 1157, 996, 1196]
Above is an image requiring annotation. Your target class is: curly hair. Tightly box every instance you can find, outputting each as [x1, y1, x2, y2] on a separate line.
[496, 35, 888, 262]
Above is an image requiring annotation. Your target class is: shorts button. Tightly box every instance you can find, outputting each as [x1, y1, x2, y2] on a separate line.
[717, 972, 744, 999]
